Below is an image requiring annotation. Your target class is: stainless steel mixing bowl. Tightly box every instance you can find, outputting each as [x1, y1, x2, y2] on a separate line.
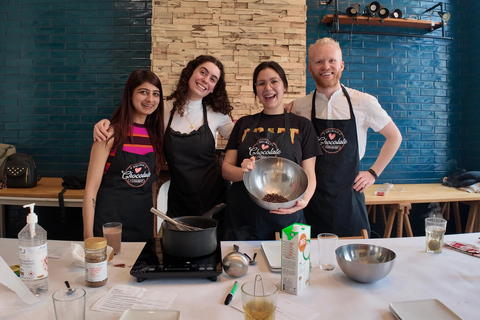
[243, 157, 308, 210]
[335, 244, 396, 283]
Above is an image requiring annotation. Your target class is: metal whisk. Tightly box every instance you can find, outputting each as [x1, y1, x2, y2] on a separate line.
[150, 207, 203, 231]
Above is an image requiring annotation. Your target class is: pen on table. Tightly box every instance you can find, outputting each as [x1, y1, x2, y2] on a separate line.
[224, 281, 239, 305]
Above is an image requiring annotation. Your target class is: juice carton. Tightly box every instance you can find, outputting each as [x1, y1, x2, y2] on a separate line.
[281, 223, 311, 295]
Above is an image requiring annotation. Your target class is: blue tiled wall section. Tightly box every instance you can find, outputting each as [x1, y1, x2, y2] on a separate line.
[0, 0, 152, 176]
[459, 0, 480, 171]
[305, 0, 471, 183]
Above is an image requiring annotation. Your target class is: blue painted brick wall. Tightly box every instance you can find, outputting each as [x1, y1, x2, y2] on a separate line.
[0, 0, 152, 176]
[459, 0, 480, 171]
[306, 0, 477, 183]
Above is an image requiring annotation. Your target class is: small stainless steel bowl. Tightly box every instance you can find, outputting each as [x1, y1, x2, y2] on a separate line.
[335, 244, 396, 283]
[243, 157, 308, 210]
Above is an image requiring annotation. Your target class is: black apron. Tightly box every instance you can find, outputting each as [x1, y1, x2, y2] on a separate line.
[163, 104, 228, 218]
[304, 86, 370, 237]
[94, 144, 157, 242]
[224, 111, 305, 241]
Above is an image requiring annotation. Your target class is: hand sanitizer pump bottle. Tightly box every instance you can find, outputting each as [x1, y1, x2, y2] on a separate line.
[18, 203, 48, 295]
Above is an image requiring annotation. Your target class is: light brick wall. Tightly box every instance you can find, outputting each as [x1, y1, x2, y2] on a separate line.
[151, 0, 307, 122]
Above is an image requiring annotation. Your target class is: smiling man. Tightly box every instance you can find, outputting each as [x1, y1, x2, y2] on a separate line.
[287, 38, 402, 237]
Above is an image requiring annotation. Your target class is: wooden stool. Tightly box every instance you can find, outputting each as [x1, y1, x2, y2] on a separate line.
[383, 203, 413, 238]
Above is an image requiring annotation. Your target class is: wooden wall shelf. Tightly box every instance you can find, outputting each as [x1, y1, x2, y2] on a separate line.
[321, 14, 442, 30]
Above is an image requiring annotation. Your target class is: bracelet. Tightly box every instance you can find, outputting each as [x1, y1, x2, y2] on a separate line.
[368, 168, 378, 180]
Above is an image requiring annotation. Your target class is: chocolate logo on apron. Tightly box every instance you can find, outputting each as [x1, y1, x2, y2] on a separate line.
[248, 138, 281, 159]
[122, 162, 151, 187]
[318, 128, 348, 154]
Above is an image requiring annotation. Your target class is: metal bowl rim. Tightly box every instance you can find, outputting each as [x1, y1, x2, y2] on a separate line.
[335, 243, 397, 263]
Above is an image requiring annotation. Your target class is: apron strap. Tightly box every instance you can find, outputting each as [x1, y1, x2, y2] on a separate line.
[311, 85, 354, 120]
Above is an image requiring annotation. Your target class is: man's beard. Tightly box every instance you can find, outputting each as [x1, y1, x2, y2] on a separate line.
[312, 70, 342, 89]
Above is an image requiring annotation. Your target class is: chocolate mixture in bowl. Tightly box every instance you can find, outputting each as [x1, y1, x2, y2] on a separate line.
[262, 193, 289, 203]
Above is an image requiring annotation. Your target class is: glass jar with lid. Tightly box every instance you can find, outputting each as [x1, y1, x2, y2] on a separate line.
[84, 237, 108, 287]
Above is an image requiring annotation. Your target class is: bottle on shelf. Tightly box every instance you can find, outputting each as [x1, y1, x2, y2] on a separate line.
[18, 203, 48, 295]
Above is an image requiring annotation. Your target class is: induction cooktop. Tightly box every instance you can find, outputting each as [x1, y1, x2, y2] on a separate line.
[130, 237, 223, 282]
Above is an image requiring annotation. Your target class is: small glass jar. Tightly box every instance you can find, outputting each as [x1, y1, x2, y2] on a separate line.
[84, 237, 108, 287]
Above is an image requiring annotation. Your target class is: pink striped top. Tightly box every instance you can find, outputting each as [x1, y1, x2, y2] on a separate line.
[104, 123, 154, 173]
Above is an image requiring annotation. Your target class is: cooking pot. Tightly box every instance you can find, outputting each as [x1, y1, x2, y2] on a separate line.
[162, 203, 225, 258]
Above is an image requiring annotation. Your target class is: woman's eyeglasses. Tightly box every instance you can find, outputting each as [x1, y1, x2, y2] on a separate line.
[255, 79, 282, 89]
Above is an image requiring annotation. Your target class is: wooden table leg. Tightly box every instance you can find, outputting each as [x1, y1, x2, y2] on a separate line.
[380, 205, 387, 227]
[397, 209, 404, 238]
[383, 206, 396, 238]
[384, 204, 413, 238]
[453, 202, 462, 234]
[402, 204, 413, 237]
[473, 203, 480, 233]
[441, 202, 450, 220]
[465, 202, 478, 233]
[367, 205, 376, 223]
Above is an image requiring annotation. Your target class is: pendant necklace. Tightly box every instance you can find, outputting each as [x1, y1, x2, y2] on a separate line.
[183, 111, 201, 129]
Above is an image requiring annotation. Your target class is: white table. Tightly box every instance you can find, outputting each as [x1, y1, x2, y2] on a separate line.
[0, 234, 478, 319]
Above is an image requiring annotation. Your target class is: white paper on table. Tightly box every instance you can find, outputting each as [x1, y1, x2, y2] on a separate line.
[231, 297, 319, 320]
[91, 284, 177, 314]
[0, 256, 43, 306]
[48, 246, 70, 259]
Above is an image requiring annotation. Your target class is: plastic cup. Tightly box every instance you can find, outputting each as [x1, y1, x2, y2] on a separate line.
[52, 288, 86, 320]
[241, 278, 278, 320]
[425, 217, 447, 253]
[102, 222, 122, 255]
[317, 233, 338, 270]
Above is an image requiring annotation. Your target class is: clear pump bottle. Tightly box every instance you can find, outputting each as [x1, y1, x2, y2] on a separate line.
[18, 203, 48, 295]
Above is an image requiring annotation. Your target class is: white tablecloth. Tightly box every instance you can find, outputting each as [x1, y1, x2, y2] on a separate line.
[0, 233, 479, 319]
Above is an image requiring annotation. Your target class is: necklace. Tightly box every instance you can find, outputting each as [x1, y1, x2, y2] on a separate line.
[183, 112, 201, 129]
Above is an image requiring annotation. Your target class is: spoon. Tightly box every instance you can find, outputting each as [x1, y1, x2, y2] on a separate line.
[65, 281, 76, 295]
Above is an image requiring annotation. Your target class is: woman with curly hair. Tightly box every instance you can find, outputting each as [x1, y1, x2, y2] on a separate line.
[94, 55, 234, 225]
[84, 69, 164, 241]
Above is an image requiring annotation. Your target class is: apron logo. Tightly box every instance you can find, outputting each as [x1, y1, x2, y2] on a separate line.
[249, 138, 281, 159]
[319, 128, 347, 154]
[122, 162, 151, 187]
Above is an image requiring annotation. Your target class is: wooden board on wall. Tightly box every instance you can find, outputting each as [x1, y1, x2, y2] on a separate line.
[151, 0, 307, 120]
